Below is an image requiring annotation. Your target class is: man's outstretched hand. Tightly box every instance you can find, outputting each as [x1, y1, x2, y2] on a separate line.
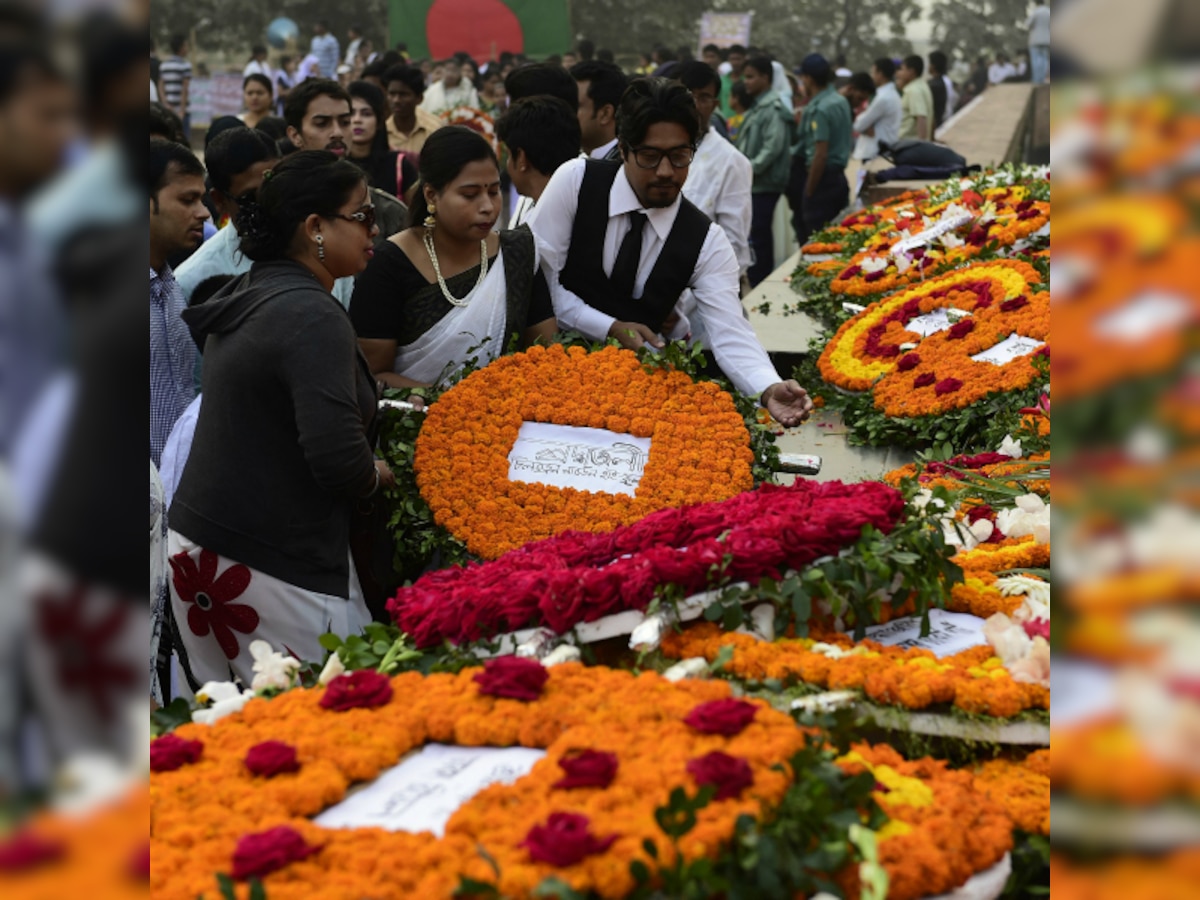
[762, 380, 814, 428]
[608, 320, 665, 351]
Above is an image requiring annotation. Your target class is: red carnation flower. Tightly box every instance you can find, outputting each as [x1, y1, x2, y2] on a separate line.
[947, 318, 975, 339]
[687, 751, 755, 800]
[245, 740, 301, 777]
[1022, 618, 1050, 641]
[230, 826, 320, 881]
[864, 269, 888, 283]
[934, 378, 964, 395]
[319, 669, 393, 711]
[684, 698, 757, 736]
[521, 812, 617, 866]
[0, 831, 65, 872]
[913, 372, 937, 388]
[1000, 296, 1029, 312]
[129, 843, 150, 880]
[474, 656, 549, 701]
[896, 353, 921, 371]
[965, 504, 996, 524]
[553, 749, 619, 789]
[150, 733, 203, 772]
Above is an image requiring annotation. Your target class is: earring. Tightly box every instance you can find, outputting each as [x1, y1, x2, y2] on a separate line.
[315, 233, 325, 261]
[424, 205, 436, 229]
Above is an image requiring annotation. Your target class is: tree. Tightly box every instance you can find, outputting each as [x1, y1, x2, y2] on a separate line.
[569, 0, 919, 69]
[930, 0, 1030, 68]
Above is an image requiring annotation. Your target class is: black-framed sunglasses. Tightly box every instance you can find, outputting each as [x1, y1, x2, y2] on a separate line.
[332, 204, 377, 232]
[629, 145, 696, 169]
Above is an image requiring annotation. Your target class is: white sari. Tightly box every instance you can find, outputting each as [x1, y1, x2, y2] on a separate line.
[392, 247, 512, 385]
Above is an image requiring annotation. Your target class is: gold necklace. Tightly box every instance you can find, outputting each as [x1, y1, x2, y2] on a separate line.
[423, 228, 488, 308]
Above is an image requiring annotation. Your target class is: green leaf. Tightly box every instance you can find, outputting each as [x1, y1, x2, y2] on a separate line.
[151, 696, 194, 736]
[642, 838, 659, 860]
[317, 633, 344, 652]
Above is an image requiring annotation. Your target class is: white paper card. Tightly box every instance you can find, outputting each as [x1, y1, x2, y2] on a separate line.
[863, 609, 989, 657]
[313, 744, 546, 836]
[971, 333, 1045, 366]
[905, 308, 965, 337]
[891, 210, 975, 255]
[507, 422, 652, 496]
[1049, 660, 1116, 727]
[1093, 291, 1192, 342]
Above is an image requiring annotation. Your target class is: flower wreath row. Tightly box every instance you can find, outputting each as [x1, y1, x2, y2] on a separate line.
[414, 344, 755, 560]
[389, 478, 905, 648]
[972, 749, 1050, 836]
[148, 658, 1018, 900]
[1049, 717, 1200, 807]
[817, 257, 1046, 404]
[835, 743, 1013, 900]
[150, 662, 810, 900]
[825, 191, 1049, 299]
[660, 622, 1050, 719]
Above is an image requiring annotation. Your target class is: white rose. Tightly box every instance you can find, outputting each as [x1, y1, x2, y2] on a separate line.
[997, 434, 1023, 459]
[249, 639, 301, 692]
[192, 688, 255, 725]
[317, 652, 346, 686]
[541, 644, 582, 667]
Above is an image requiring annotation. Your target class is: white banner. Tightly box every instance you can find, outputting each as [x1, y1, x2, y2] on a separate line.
[863, 609, 989, 657]
[507, 422, 651, 496]
[971, 333, 1045, 366]
[698, 12, 753, 51]
[313, 744, 545, 836]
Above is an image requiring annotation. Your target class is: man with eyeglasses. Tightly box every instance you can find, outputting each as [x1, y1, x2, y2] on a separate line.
[527, 77, 814, 427]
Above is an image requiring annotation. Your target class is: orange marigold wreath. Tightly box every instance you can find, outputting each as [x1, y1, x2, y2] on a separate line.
[817, 259, 1048, 417]
[415, 344, 754, 559]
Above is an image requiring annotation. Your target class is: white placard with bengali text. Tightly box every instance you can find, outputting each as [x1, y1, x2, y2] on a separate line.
[970, 333, 1045, 366]
[863, 609, 989, 657]
[507, 422, 652, 496]
[890, 210, 975, 256]
[313, 744, 545, 836]
[906, 308, 963, 337]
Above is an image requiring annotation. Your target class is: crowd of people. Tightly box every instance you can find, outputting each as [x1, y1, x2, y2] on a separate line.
[149, 9, 1052, 698]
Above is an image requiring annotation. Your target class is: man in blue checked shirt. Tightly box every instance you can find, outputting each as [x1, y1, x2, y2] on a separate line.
[149, 138, 208, 467]
[310, 20, 341, 80]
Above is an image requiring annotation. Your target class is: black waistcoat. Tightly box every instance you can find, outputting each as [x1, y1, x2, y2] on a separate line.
[558, 159, 711, 334]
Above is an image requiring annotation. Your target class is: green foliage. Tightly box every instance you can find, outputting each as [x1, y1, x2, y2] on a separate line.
[207, 874, 266, 899]
[318, 622, 486, 677]
[152, 696, 194, 736]
[1004, 832, 1050, 897]
[627, 737, 887, 899]
[930, 0, 1032, 69]
[698, 494, 964, 641]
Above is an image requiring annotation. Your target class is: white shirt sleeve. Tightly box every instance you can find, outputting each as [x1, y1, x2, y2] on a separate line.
[854, 95, 886, 134]
[712, 151, 753, 274]
[525, 159, 616, 341]
[689, 225, 781, 398]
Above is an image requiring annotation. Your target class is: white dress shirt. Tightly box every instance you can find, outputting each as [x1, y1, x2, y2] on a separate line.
[526, 158, 781, 398]
[682, 126, 752, 273]
[989, 62, 1016, 84]
[590, 137, 619, 159]
[852, 81, 902, 159]
[942, 75, 958, 118]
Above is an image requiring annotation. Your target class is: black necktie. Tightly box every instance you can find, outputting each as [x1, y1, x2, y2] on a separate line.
[610, 211, 647, 303]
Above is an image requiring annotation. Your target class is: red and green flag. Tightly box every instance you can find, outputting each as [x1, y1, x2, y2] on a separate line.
[389, 0, 572, 64]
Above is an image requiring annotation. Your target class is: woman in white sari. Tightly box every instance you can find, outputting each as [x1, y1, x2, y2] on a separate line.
[350, 126, 557, 387]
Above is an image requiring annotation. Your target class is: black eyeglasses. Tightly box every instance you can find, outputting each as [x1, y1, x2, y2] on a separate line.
[629, 145, 696, 169]
[332, 204, 377, 232]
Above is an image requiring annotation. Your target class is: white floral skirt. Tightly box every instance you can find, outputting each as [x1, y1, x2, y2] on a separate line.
[166, 530, 371, 695]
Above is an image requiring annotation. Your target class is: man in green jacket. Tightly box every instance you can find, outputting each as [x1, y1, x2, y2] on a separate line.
[735, 55, 793, 287]
[786, 53, 853, 245]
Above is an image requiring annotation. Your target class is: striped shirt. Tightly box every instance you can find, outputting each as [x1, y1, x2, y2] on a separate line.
[159, 55, 192, 109]
[150, 265, 197, 467]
